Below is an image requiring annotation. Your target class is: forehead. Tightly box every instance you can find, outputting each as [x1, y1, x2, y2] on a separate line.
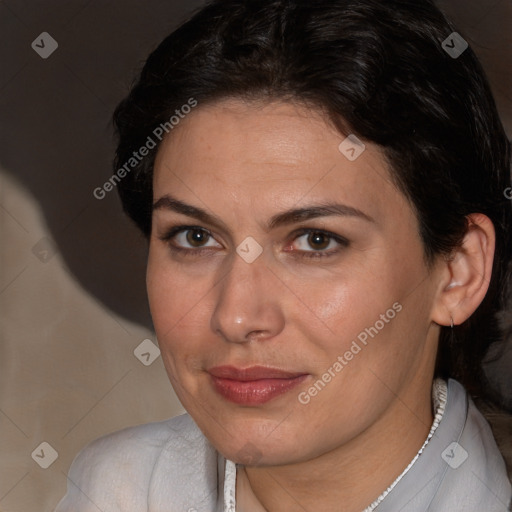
[152, 98, 406, 222]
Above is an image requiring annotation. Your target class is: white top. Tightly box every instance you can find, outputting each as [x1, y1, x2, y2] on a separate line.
[55, 379, 512, 511]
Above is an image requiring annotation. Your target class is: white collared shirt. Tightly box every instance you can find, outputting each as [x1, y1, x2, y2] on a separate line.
[55, 379, 512, 512]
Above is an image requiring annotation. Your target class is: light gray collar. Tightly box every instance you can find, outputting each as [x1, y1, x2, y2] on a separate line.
[146, 379, 511, 511]
[221, 378, 511, 512]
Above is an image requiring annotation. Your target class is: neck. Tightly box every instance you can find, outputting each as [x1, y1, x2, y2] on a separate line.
[240, 379, 434, 512]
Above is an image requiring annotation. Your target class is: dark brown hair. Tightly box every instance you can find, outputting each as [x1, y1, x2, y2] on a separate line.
[113, 0, 512, 408]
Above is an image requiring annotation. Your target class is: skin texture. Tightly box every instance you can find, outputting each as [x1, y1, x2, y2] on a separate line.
[147, 98, 495, 511]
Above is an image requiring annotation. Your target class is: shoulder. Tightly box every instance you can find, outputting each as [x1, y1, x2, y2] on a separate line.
[68, 412, 200, 475]
[473, 396, 512, 483]
[446, 380, 512, 509]
[395, 379, 511, 511]
[54, 413, 207, 511]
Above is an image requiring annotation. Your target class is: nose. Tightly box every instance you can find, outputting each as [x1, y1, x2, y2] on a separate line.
[210, 253, 285, 344]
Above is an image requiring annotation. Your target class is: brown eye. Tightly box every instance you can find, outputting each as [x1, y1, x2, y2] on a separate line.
[288, 228, 348, 259]
[161, 226, 222, 253]
[186, 228, 210, 247]
[307, 231, 331, 250]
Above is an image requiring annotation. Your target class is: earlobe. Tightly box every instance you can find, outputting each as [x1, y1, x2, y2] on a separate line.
[431, 213, 495, 327]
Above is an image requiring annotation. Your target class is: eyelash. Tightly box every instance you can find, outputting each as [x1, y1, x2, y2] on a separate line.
[159, 225, 349, 260]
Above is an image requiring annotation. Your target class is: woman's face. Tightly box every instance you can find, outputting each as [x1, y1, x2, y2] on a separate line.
[147, 98, 442, 465]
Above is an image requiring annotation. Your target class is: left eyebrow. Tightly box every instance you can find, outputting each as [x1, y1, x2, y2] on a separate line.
[152, 194, 375, 232]
[267, 203, 375, 229]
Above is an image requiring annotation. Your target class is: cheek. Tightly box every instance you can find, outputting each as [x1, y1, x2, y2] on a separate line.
[291, 257, 424, 373]
[146, 250, 224, 374]
[147, 249, 204, 329]
[147, 254, 197, 357]
[285, 261, 396, 341]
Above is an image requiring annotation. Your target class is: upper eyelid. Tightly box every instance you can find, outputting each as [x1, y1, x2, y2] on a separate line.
[159, 225, 217, 243]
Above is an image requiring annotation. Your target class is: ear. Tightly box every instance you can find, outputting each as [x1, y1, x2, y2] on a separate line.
[431, 213, 495, 327]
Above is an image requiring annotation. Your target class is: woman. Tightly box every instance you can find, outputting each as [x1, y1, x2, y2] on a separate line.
[56, 0, 512, 510]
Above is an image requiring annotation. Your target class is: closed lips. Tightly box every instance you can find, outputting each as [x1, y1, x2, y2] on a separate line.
[207, 365, 307, 380]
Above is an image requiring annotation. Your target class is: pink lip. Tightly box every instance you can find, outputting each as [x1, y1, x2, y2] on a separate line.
[208, 365, 308, 405]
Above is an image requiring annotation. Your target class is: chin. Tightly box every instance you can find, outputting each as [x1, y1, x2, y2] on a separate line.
[224, 440, 297, 466]
[205, 418, 309, 466]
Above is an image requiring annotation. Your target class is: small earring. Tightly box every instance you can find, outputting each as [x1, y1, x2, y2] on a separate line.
[450, 316, 454, 329]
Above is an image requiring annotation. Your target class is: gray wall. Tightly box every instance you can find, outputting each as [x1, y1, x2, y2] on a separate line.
[0, 1, 511, 511]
